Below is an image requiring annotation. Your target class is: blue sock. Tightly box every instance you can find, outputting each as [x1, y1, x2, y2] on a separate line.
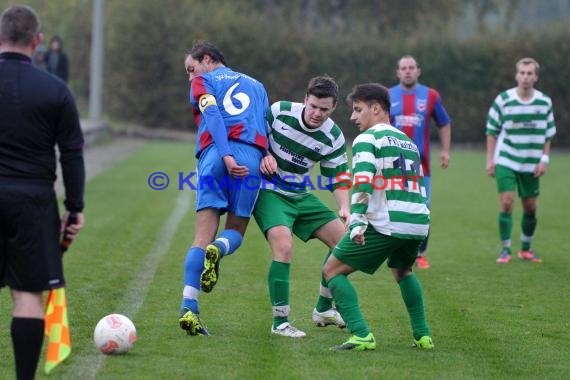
[213, 229, 243, 257]
[181, 247, 204, 314]
[184, 246, 204, 287]
[180, 298, 199, 314]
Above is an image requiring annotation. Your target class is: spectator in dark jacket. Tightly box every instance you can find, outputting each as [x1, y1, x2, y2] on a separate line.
[31, 43, 47, 71]
[45, 35, 69, 82]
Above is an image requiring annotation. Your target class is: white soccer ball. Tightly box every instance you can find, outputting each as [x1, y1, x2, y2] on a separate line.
[93, 314, 137, 355]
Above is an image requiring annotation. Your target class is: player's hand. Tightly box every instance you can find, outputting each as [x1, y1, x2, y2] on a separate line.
[223, 155, 249, 178]
[60, 211, 85, 241]
[260, 155, 277, 175]
[440, 151, 450, 169]
[534, 162, 547, 178]
[352, 233, 365, 245]
[338, 208, 350, 231]
[486, 160, 495, 177]
[349, 225, 366, 245]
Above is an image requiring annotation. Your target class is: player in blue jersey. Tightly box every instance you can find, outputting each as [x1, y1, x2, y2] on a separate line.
[389, 55, 451, 269]
[178, 41, 269, 335]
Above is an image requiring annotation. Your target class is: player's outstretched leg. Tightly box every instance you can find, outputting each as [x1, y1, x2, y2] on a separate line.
[180, 247, 208, 335]
[399, 274, 432, 348]
[268, 261, 306, 338]
[328, 274, 372, 349]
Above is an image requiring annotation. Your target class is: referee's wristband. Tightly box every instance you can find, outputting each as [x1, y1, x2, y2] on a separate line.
[540, 154, 550, 164]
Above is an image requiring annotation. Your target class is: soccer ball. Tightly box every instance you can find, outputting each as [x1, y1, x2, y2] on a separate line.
[93, 314, 137, 355]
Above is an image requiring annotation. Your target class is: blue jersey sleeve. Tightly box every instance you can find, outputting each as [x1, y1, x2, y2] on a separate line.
[191, 75, 232, 157]
[203, 104, 232, 157]
[433, 95, 451, 127]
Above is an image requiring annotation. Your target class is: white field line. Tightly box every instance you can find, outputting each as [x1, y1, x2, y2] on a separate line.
[64, 190, 191, 379]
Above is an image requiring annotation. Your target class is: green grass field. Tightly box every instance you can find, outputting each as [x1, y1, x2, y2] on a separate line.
[1, 142, 569, 379]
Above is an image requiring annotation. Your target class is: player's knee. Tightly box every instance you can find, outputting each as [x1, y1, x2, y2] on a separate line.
[392, 267, 412, 282]
[272, 246, 293, 262]
[500, 201, 514, 213]
[322, 259, 339, 283]
[267, 227, 293, 260]
[322, 267, 333, 283]
[500, 194, 515, 212]
[224, 216, 249, 236]
[522, 199, 537, 216]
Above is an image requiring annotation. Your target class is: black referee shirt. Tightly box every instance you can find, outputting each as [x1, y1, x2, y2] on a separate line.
[0, 52, 85, 212]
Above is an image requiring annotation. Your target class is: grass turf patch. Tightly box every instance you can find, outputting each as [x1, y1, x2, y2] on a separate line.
[1, 142, 569, 379]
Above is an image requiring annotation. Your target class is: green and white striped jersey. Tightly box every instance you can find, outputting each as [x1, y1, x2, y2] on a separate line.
[350, 123, 429, 240]
[265, 101, 349, 196]
[486, 88, 556, 173]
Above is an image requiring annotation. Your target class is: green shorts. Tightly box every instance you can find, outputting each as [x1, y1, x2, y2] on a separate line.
[495, 164, 540, 198]
[333, 228, 422, 274]
[253, 190, 338, 242]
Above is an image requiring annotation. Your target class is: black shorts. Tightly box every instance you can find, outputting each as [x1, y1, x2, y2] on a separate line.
[0, 182, 64, 291]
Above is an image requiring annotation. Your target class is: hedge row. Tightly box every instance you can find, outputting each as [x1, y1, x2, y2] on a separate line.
[37, 1, 567, 146]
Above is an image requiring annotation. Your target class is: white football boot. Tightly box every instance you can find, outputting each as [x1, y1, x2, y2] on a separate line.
[312, 308, 346, 328]
[271, 322, 306, 338]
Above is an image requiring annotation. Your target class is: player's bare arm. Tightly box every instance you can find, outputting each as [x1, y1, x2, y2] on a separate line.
[333, 187, 350, 230]
[486, 135, 497, 177]
[438, 124, 451, 168]
[534, 140, 552, 178]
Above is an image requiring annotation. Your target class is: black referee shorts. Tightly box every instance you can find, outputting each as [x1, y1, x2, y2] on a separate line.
[0, 182, 64, 292]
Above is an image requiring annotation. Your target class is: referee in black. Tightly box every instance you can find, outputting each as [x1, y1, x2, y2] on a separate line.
[0, 5, 85, 380]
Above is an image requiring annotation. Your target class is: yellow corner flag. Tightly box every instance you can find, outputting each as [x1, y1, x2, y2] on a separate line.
[44, 287, 71, 374]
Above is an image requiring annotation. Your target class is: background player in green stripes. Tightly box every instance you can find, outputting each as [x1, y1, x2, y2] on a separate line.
[253, 75, 349, 337]
[323, 83, 433, 351]
[486, 57, 556, 264]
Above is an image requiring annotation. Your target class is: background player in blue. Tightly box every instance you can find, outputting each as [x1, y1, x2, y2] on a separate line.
[389, 55, 451, 269]
[178, 41, 269, 335]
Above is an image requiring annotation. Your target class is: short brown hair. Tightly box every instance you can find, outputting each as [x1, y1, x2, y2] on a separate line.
[516, 57, 540, 75]
[346, 83, 391, 114]
[0, 5, 40, 46]
[306, 75, 339, 104]
[187, 40, 227, 66]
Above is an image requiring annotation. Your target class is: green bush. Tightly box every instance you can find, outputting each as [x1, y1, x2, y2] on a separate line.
[102, 5, 568, 145]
